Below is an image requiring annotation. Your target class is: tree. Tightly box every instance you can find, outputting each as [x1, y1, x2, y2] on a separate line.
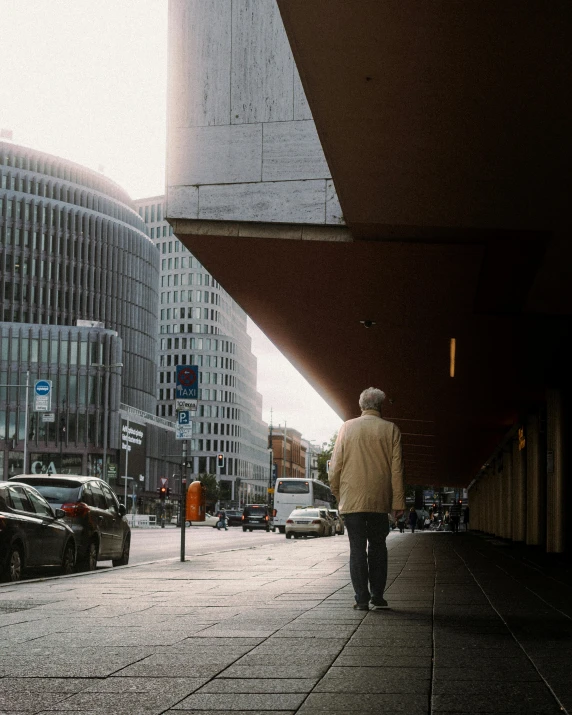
[317, 433, 338, 484]
[197, 473, 220, 509]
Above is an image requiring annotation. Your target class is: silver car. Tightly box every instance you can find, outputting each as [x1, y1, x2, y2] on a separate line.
[285, 508, 330, 539]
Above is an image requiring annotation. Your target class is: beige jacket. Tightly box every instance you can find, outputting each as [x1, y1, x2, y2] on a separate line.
[329, 409, 405, 514]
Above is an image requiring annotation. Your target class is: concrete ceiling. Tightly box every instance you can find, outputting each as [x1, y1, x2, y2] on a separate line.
[174, 0, 572, 487]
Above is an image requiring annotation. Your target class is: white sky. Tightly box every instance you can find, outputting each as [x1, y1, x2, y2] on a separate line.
[0, 0, 343, 446]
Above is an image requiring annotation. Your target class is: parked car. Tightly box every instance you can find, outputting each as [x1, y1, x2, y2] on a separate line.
[225, 510, 243, 527]
[0, 481, 76, 582]
[185, 512, 219, 527]
[242, 504, 271, 532]
[285, 507, 331, 539]
[11, 475, 130, 571]
[327, 509, 345, 535]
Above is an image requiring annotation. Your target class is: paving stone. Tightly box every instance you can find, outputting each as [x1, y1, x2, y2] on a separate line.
[299, 692, 428, 712]
[314, 667, 430, 693]
[219, 664, 329, 679]
[172, 692, 307, 710]
[334, 652, 431, 668]
[198, 678, 318, 693]
[0, 678, 93, 693]
[85, 677, 208, 695]
[39, 690, 183, 712]
[0, 692, 70, 710]
[432, 687, 561, 713]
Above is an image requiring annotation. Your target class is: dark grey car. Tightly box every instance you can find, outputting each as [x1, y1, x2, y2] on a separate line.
[11, 475, 130, 571]
[0, 481, 76, 582]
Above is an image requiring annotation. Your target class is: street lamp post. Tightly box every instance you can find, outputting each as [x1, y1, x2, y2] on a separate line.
[92, 362, 123, 482]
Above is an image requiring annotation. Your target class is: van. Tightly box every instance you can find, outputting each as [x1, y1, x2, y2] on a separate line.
[242, 503, 271, 532]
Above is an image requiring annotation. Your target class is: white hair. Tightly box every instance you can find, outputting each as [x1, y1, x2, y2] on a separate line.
[359, 387, 386, 411]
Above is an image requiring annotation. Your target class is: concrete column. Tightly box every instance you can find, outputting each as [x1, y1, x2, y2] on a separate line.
[546, 389, 566, 553]
[526, 413, 546, 546]
[512, 437, 526, 542]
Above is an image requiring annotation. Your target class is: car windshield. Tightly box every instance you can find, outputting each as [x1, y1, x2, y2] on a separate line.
[244, 505, 266, 514]
[21, 481, 81, 505]
[291, 509, 319, 518]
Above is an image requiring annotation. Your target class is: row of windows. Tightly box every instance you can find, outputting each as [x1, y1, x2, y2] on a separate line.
[0, 145, 134, 207]
[159, 337, 235, 353]
[158, 353, 235, 370]
[1, 174, 143, 230]
[160, 290, 219, 305]
[160, 323, 221, 335]
[0, 409, 105, 446]
[159, 371, 235, 387]
[160, 308, 220, 323]
[150, 225, 172, 239]
[138, 201, 163, 224]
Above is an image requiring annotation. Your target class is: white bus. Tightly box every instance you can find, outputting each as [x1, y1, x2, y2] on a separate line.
[272, 478, 333, 533]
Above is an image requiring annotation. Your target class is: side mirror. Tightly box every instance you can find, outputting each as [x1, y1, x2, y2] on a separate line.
[55, 508, 66, 519]
[118, 504, 127, 517]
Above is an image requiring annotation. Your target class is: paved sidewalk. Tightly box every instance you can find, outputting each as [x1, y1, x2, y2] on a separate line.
[0, 531, 571, 714]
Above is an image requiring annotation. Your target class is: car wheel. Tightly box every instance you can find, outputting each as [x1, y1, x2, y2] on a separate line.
[266, 527, 270, 532]
[242, 527, 247, 532]
[61, 542, 75, 575]
[286, 532, 292, 539]
[112, 536, 130, 567]
[78, 539, 98, 572]
[278, 526, 285, 534]
[4, 545, 23, 582]
[185, 521, 191, 527]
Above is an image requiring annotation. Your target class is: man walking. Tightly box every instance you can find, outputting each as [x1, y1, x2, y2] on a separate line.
[329, 387, 406, 611]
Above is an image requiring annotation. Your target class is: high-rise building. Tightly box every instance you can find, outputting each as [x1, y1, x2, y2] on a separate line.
[0, 141, 178, 504]
[135, 196, 269, 506]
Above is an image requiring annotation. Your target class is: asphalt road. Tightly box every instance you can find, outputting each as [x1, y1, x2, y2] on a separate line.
[126, 524, 289, 566]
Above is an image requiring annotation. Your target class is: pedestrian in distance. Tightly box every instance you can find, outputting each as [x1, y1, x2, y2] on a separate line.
[409, 507, 418, 533]
[463, 505, 470, 531]
[329, 387, 406, 612]
[449, 501, 461, 533]
[397, 512, 406, 533]
[216, 508, 227, 530]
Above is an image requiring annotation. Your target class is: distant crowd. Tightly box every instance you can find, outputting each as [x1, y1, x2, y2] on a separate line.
[392, 505, 470, 533]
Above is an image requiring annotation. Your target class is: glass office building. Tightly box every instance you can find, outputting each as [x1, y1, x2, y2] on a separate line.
[0, 141, 176, 493]
[135, 196, 269, 506]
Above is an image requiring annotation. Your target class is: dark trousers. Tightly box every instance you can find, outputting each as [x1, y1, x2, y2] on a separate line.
[343, 512, 389, 605]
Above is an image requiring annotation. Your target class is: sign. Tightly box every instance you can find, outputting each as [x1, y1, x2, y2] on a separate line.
[160, 477, 169, 487]
[176, 398, 197, 411]
[139, 474, 145, 482]
[176, 422, 193, 440]
[119, 419, 146, 484]
[42, 413, 55, 423]
[34, 380, 52, 412]
[267, 488, 275, 494]
[178, 411, 191, 426]
[176, 365, 198, 412]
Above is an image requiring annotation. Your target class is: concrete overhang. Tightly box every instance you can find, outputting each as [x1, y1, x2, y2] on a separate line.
[168, 0, 572, 487]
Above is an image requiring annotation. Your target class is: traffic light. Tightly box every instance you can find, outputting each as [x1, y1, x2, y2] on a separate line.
[167, 487, 171, 498]
[158, 485, 167, 500]
[217, 453, 225, 468]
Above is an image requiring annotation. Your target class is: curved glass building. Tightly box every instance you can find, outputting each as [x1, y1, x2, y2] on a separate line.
[0, 141, 162, 485]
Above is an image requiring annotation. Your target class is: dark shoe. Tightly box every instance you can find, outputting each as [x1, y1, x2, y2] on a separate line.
[370, 598, 390, 610]
[353, 603, 369, 611]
